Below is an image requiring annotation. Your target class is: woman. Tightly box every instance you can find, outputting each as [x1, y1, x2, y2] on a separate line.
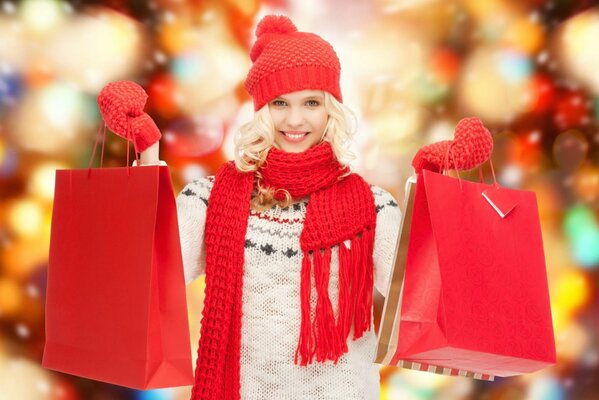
[109, 14, 402, 400]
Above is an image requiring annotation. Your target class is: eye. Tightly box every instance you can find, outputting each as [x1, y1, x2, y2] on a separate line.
[306, 100, 320, 107]
[272, 100, 286, 106]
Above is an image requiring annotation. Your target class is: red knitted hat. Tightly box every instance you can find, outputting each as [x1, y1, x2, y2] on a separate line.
[244, 15, 343, 111]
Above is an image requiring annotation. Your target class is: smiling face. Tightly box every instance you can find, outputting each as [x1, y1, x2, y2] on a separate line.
[268, 90, 329, 153]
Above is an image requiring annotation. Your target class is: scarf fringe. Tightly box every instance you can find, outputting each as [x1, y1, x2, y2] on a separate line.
[294, 225, 375, 366]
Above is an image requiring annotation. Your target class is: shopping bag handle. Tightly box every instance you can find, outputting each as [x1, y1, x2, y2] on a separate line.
[442, 142, 499, 190]
[87, 119, 140, 177]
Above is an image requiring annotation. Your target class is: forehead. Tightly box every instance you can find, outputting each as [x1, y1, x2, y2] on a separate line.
[276, 90, 324, 100]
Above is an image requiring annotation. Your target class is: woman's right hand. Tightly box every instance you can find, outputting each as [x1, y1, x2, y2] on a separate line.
[97, 80, 162, 155]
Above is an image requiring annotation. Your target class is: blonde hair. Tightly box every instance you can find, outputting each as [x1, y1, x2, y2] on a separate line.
[234, 91, 358, 211]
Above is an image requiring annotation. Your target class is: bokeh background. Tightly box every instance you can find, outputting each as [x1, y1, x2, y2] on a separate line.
[1, 0, 598, 399]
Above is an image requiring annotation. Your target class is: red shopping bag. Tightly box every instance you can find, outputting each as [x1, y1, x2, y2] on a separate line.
[42, 163, 193, 389]
[375, 167, 556, 379]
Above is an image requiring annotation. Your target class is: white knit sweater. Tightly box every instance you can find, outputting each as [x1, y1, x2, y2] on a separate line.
[176, 175, 402, 400]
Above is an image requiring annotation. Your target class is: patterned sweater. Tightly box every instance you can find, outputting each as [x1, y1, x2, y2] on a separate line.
[176, 175, 402, 400]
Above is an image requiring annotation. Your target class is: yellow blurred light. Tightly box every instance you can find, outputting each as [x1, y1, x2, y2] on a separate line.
[48, 8, 147, 91]
[573, 166, 599, 203]
[9, 83, 89, 155]
[29, 162, 66, 201]
[557, 8, 599, 94]
[556, 322, 590, 361]
[369, 103, 428, 157]
[458, 46, 531, 123]
[0, 138, 5, 164]
[2, 238, 49, 279]
[0, 17, 28, 69]
[20, 0, 65, 33]
[159, 20, 196, 54]
[0, 278, 24, 317]
[461, 0, 511, 20]
[7, 199, 44, 239]
[0, 357, 52, 400]
[504, 17, 544, 54]
[552, 269, 590, 316]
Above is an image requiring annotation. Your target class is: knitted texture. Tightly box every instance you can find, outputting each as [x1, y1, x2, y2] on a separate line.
[176, 178, 402, 399]
[411, 117, 493, 173]
[190, 141, 377, 400]
[244, 15, 342, 111]
[97, 80, 161, 152]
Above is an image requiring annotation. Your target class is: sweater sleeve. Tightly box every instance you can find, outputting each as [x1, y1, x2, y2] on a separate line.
[370, 185, 402, 296]
[175, 176, 215, 285]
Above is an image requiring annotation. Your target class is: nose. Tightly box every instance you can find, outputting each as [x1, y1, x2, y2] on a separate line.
[285, 106, 305, 128]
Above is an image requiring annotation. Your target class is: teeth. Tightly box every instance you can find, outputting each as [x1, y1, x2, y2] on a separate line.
[283, 132, 308, 139]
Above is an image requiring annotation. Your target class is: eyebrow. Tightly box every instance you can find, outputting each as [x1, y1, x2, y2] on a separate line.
[275, 95, 324, 101]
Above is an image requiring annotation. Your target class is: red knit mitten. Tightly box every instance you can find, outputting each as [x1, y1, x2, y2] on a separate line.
[411, 117, 493, 173]
[97, 80, 161, 153]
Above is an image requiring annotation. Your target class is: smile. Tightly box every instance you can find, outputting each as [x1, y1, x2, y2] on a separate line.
[281, 131, 310, 142]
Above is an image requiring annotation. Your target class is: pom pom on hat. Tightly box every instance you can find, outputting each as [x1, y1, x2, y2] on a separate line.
[256, 15, 297, 37]
[245, 14, 342, 111]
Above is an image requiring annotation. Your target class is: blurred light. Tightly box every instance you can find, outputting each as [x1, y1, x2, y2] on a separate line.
[48, 9, 147, 92]
[527, 74, 556, 114]
[0, 70, 23, 111]
[499, 163, 523, 188]
[553, 90, 592, 130]
[171, 53, 206, 81]
[158, 20, 196, 54]
[509, 132, 543, 171]
[0, 144, 19, 177]
[497, 49, 533, 84]
[29, 162, 67, 201]
[173, 42, 250, 114]
[20, 0, 65, 33]
[0, 17, 28, 69]
[0, 357, 53, 400]
[409, 72, 450, 105]
[343, 20, 425, 87]
[430, 48, 460, 84]
[426, 119, 455, 143]
[40, 83, 84, 129]
[9, 83, 92, 155]
[557, 8, 599, 94]
[0, 278, 24, 317]
[552, 267, 591, 321]
[15, 322, 30, 339]
[552, 130, 589, 171]
[459, 47, 532, 123]
[147, 73, 180, 118]
[573, 166, 599, 204]
[180, 163, 208, 184]
[2, 237, 51, 279]
[7, 199, 44, 239]
[163, 116, 224, 158]
[370, 104, 428, 156]
[24, 61, 55, 88]
[556, 322, 590, 361]
[503, 16, 544, 54]
[568, 224, 599, 268]
[134, 388, 175, 400]
[526, 375, 565, 400]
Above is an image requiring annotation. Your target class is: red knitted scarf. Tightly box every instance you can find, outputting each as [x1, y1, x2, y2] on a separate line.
[190, 141, 377, 400]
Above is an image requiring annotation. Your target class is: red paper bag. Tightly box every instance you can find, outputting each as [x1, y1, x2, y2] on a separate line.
[375, 169, 556, 379]
[42, 165, 193, 389]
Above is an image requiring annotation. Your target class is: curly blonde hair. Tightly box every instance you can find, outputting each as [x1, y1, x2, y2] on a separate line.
[233, 91, 358, 211]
